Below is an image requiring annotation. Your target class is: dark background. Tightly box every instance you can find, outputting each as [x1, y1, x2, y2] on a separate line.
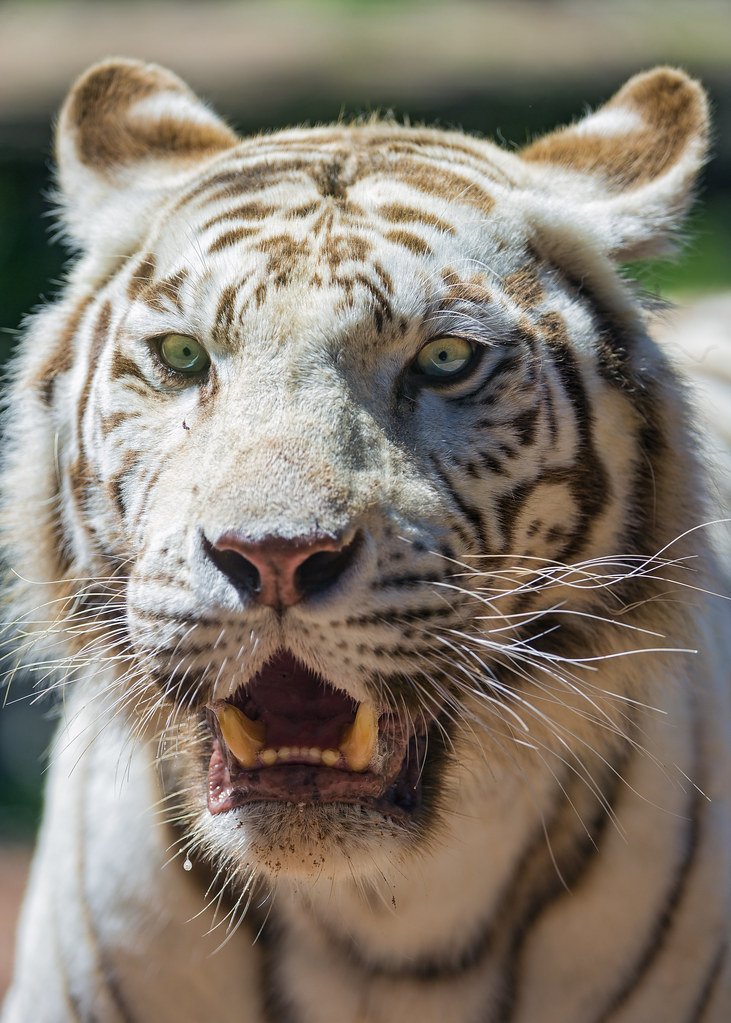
[0, 0, 729, 994]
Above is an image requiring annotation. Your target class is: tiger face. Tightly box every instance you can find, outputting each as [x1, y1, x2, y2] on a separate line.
[5, 60, 714, 894]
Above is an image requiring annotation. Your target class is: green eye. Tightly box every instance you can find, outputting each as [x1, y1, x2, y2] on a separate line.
[158, 334, 210, 374]
[415, 337, 476, 379]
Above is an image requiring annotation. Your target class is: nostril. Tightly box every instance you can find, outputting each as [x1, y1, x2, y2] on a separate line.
[296, 532, 363, 600]
[204, 539, 261, 598]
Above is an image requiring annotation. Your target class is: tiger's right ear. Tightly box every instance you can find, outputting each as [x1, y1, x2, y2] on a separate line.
[55, 58, 238, 254]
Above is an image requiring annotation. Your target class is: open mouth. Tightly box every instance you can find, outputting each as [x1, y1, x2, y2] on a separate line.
[206, 651, 427, 818]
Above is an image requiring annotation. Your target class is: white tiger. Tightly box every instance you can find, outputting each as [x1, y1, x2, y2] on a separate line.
[1, 59, 729, 1022]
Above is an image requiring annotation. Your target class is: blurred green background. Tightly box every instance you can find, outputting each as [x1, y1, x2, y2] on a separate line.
[0, 0, 730, 840]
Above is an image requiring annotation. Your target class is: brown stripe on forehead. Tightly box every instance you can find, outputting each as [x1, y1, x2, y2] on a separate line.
[374, 262, 395, 296]
[502, 267, 547, 309]
[287, 202, 320, 219]
[378, 202, 456, 235]
[347, 272, 394, 332]
[324, 234, 373, 268]
[383, 229, 433, 258]
[211, 282, 243, 348]
[207, 226, 259, 254]
[337, 128, 517, 185]
[132, 268, 190, 313]
[128, 254, 189, 312]
[175, 159, 315, 210]
[440, 270, 493, 307]
[537, 310, 570, 345]
[254, 232, 314, 291]
[201, 202, 276, 229]
[388, 159, 496, 217]
[127, 253, 156, 300]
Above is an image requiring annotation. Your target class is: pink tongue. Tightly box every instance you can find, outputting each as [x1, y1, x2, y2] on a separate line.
[236, 651, 358, 749]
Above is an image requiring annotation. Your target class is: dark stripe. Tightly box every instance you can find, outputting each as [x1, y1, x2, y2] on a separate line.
[128, 607, 220, 630]
[344, 604, 458, 628]
[387, 158, 496, 216]
[260, 914, 301, 1023]
[540, 334, 610, 562]
[466, 355, 525, 412]
[126, 253, 156, 300]
[384, 228, 434, 257]
[592, 778, 704, 1022]
[211, 282, 243, 348]
[34, 293, 95, 406]
[512, 407, 539, 446]
[299, 748, 627, 986]
[66, 302, 113, 530]
[370, 573, 444, 590]
[207, 226, 259, 253]
[496, 740, 632, 1021]
[543, 377, 559, 443]
[378, 202, 455, 234]
[688, 942, 727, 1023]
[108, 351, 149, 386]
[474, 449, 508, 475]
[202, 202, 276, 228]
[178, 159, 313, 209]
[100, 409, 142, 434]
[349, 272, 393, 331]
[428, 453, 488, 552]
[106, 450, 141, 518]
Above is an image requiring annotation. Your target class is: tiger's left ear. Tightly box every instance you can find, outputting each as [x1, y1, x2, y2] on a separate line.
[520, 68, 710, 262]
[55, 58, 238, 254]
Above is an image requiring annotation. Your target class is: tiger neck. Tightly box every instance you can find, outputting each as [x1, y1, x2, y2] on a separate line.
[271, 754, 598, 975]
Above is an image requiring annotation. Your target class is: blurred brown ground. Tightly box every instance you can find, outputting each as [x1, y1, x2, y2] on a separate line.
[0, 847, 30, 1004]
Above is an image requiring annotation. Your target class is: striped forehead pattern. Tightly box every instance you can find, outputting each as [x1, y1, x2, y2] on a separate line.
[130, 125, 525, 340]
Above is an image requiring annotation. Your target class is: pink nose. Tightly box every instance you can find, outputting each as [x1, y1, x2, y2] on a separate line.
[208, 531, 361, 609]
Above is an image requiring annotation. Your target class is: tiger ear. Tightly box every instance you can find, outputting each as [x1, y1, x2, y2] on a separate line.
[55, 58, 238, 253]
[520, 68, 710, 262]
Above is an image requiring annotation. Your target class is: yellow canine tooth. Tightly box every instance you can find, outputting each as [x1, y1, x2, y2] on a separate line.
[339, 701, 378, 772]
[216, 703, 265, 768]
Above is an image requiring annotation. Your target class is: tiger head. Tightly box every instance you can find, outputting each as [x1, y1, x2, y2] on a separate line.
[4, 61, 710, 887]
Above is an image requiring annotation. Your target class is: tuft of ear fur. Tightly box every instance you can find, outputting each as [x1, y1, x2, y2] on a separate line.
[520, 68, 710, 263]
[55, 58, 238, 255]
